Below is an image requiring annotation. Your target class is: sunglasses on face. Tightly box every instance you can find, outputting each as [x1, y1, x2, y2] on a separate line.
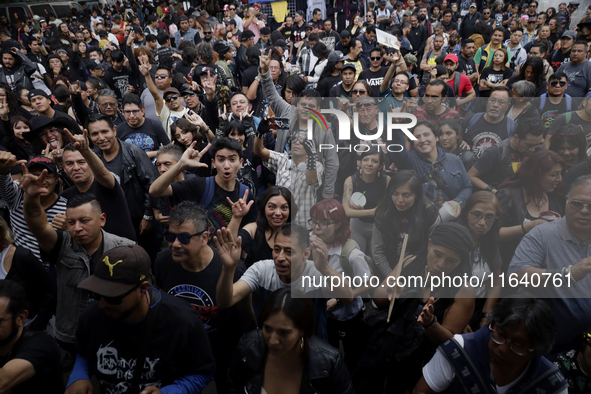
[90, 283, 141, 305]
[229, 7, 236, 10]
[154, 74, 169, 79]
[164, 229, 207, 244]
[183, 92, 196, 97]
[352, 89, 367, 95]
[165, 95, 180, 102]
[370, 56, 382, 61]
[550, 81, 567, 87]
[204, 31, 212, 34]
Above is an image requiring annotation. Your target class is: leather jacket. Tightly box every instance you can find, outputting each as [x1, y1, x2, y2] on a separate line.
[93, 139, 159, 225]
[229, 330, 355, 394]
[0, 50, 36, 91]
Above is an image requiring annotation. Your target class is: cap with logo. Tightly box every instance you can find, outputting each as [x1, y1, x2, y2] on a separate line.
[27, 156, 58, 174]
[341, 62, 357, 73]
[77, 245, 152, 297]
[305, 22, 314, 29]
[88, 59, 107, 70]
[27, 89, 51, 101]
[163, 6, 170, 13]
[528, 15, 537, 22]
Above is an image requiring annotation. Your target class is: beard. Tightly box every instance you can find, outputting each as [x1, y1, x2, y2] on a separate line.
[0, 321, 19, 349]
[418, 14, 426, 21]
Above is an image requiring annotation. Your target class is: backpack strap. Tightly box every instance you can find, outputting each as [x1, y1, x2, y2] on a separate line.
[238, 182, 249, 200]
[565, 94, 572, 112]
[506, 117, 515, 139]
[454, 72, 461, 97]
[465, 113, 484, 134]
[539, 93, 546, 111]
[199, 176, 215, 208]
[566, 111, 572, 124]
[439, 338, 495, 394]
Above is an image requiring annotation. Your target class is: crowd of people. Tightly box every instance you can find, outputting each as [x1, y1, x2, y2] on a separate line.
[0, 0, 590, 392]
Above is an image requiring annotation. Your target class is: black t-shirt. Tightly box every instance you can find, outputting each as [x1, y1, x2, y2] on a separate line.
[103, 66, 138, 101]
[548, 111, 591, 148]
[0, 331, 63, 394]
[319, 30, 341, 51]
[60, 179, 137, 242]
[464, 114, 511, 158]
[292, 23, 307, 48]
[458, 55, 477, 80]
[359, 67, 389, 97]
[550, 49, 571, 71]
[154, 248, 245, 346]
[474, 143, 528, 188]
[52, 110, 80, 136]
[329, 82, 353, 98]
[540, 96, 568, 131]
[479, 67, 513, 97]
[103, 148, 123, 180]
[76, 288, 215, 392]
[116, 118, 171, 153]
[441, 21, 458, 32]
[170, 176, 258, 241]
[316, 74, 341, 97]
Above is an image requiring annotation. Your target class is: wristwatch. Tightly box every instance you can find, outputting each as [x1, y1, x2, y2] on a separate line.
[143, 215, 154, 221]
[485, 185, 494, 192]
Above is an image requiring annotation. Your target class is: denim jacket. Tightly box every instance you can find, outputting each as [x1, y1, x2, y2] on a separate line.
[175, 27, 197, 48]
[391, 146, 472, 206]
[55, 230, 134, 343]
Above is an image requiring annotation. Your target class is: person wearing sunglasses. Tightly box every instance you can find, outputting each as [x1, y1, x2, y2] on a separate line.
[539, 72, 571, 134]
[358, 47, 388, 97]
[154, 201, 252, 393]
[72, 244, 215, 394]
[415, 298, 567, 394]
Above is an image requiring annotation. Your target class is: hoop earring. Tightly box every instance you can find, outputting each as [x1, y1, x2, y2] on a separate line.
[301, 337, 304, 350]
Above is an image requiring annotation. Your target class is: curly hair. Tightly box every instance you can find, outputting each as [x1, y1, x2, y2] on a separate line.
[196, 42, 214, 64]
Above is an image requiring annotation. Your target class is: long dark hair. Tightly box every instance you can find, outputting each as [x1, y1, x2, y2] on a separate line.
[222, 120, 248, 148]
[374, 170, 434, 260]
[258, 288, 315, 359]
[459, 191, 502, 271]
[255, 186, 297, 242]
[518, 56, 545, 87]
[498, 150, 566, 207]
[0, 82, 20, 114]
[549, 124, 588, 166]
[319, 60, 339, 80]
[7, 116, 31, 154]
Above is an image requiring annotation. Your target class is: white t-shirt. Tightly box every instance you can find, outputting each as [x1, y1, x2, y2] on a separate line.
[158, 105, 188, 139]
[422, 334, 568, 394]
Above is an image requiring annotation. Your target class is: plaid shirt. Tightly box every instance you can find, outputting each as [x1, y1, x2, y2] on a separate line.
[265, 150, 323, 228]
[297, 44, 318, 77]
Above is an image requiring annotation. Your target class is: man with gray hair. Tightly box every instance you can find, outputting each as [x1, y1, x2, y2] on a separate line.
[71, 87, 126, 127]
[508, 175, 591, 353]
[414, 298, 567, 394]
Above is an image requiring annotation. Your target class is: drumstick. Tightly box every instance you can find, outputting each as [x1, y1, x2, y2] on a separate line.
[387, 233, 409, 323]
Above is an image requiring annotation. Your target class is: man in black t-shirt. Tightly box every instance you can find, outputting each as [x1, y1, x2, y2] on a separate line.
[0, 281, 63, 394]
[155, 201, 253, 394]
[150, 137, 258, 243]
[468, 121, 544, 191]
[359, 47, 390, 96]
[329, 63, 357, 97]
[319, 19, 341, 51]
[540, 72, 571, 135]
[71, 245, 215, 393]
[457, 39, 478, 89]
[117, 94, 170, 157]
[59, 127, 137, 241]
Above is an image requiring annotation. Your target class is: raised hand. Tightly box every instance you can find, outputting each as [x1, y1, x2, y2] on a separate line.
[417, 297, 436, 327]
[0, 151, 25, 172]
[51, 213, 67, 230]
[178, 141, 211, 169]
[257, 117, 271, 135]
[239, 110, 254, 121]
[302, 139, 317, 157]
[259, 53, 270, 74]
[310, 235, 329, 273]
[18, 165, 49, 198]
[185, 112, 207, 130]
[218, 105, 228, 121]
[202, 72, 217, 97]
[68, 80, 82, 96]
[227, 188, 254, 219]
[64, 128, 90, 151]
[213, 227, 242, 269]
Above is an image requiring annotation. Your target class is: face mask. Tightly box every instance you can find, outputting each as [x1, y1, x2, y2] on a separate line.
[449, 40, 457, 47]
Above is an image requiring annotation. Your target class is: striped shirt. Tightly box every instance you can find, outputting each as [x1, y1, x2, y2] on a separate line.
[0, 174, 67, 267]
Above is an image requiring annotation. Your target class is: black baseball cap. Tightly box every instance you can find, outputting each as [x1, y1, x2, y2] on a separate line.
[27, 156, 58, 174]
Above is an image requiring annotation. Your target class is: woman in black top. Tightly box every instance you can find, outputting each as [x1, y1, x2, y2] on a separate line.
[316, 59, 344, 98]
[497, 150, 566, 272]
[229, 186, 296, 267]
[6, 116, 34, 161]
[478, 47, 512, 98]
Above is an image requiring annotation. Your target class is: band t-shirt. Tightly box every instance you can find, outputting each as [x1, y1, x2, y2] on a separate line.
[359, 67, 389, 97]
[479, 68, 513, 98]
[76, 288, 215, 393]
[540, 97, 568, 131]
[463, 115, 511, 158]
[116, 118, 171, 153]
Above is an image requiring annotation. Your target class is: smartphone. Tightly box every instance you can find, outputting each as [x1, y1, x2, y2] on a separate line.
[267, 118, 290, 129]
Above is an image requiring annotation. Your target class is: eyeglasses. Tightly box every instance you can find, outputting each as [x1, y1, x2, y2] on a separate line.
[568, 200, 591, 212]
[307, 219, 338, 230]
[483, 12, 490, 15]
[269, 66, 281, 71]
[370, 56, 382, 61]
[0, 316, 13, 325]
[550, 81, 567, 87]
[488, 325, 535, 356]
[291, 133, 308, 144]
[154, 74, 169, 79]
[393, 79, 408, 84]
[164, 229, 207, 245]
[469, 211, 498, 223]
[488, 98, 509, 106]
[204, 31, 212, 34]
[90, 283, 141, 305]
[352, 89, 367, 96]
[123, 109, 141, 115]
[229, 7, 236, 10]
[165, 95, 180, 102]
[99, 102, 117, 108]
